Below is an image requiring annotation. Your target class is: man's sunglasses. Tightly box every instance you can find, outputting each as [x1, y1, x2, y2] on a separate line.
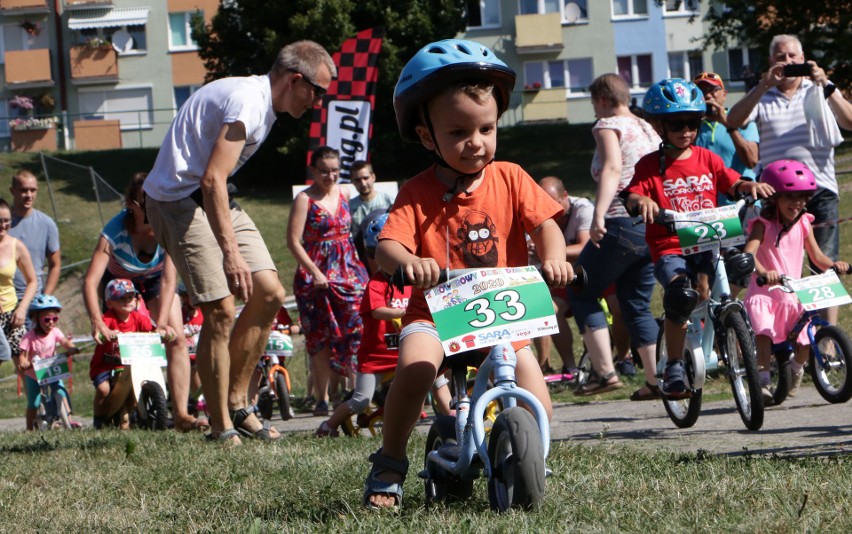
[289, 69, 327, 99]
[693, 72, 722, 83]
[665, 118, 702, 132]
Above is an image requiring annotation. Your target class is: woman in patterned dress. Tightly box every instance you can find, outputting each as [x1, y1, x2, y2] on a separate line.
[288, 147, 368, 416]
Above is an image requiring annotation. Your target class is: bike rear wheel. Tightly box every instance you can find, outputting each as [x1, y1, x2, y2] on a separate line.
[769, 350, 792, 406]
[139, 382, 169, 430]
[723, 313, 763, 431]
[810, 326, 852, 403]
[424, 415, 474, 505]
[487, 407, 545, 512]
[274, 371, 293, 421]
[657, 327, 702, 428]
[54, 390, 72, 430]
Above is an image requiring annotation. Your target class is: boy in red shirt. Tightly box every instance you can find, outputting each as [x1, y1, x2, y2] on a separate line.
[362, 40, 573, 509]
[622, 78, 773, 398]
[90, 278, 157, 429]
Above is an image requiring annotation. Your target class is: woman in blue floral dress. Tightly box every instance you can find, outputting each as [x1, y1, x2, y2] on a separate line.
[288, 147, 368, 416]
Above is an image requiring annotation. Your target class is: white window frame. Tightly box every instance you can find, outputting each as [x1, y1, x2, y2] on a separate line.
[168, 11, 201, 51]
[77, 25, 147, 56]
[617, 53, 653, 89]
[466, 0, 501, 30]
[611, 0, 649, 18]
[667, 50, 703, 80]
[77, 85, 154, 131]
[523, 57, 593, 95]
[520, 0, 589, 24]
[663, 0, 700, 15]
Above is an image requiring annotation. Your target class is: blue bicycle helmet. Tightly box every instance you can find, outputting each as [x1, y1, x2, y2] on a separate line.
[394, 39, 516, 143]
[29, 294, 62, 314]
[642, 78, 706, 117]
[364, 213, 389, 251]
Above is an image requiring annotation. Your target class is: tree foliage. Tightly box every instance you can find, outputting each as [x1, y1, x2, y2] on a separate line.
[701, 1, 852, 91]
[191, 0, 466, 185]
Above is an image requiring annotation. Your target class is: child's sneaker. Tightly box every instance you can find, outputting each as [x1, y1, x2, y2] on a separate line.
[761, 385, 775, 406]
[788, 368, 805, 398]
[313, 400, 329, 417]
[615, 358, 637, 377]
[314, 420, 339, 438]
[662, 360, 689, 398]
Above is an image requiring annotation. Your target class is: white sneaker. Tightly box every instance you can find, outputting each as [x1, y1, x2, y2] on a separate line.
[761, 385, 774, 406]
[788, 368, 805, 398]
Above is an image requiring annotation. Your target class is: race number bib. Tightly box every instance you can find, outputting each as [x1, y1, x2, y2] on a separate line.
[33, 355, 71, 385]
[675, 204, 745, 255]
[265, 331, 293, 357]
[788, 271, 852, 311]
[117, 333, 167, 366]
[425, 267, 558, 355]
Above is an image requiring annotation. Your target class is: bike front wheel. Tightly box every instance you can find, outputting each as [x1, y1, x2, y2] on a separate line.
[810, 326, 852, 403]
[54, 390, 72, 430]
[723, 313, 763, 431]
[423, 415, 474, 505]
[274, 371, 293, 421]
[487, 407, 545, 512]
[657, 327, 702, 428]
[138, 382, 169, 430]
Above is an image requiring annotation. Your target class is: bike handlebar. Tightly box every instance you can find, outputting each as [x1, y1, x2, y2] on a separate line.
[756, 264, 851, 287]
[389, 264, 586, 293]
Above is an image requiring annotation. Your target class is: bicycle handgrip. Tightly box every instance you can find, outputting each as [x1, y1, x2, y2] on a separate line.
[757, 264, 850, 287]
[390, 264, 586, 292]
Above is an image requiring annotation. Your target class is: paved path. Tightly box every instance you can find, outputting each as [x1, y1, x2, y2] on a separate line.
[3, 387, 850, 458]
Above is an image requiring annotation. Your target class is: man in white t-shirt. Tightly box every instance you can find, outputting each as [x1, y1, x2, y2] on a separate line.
[144, 40, 335, 444]
[349, 160, 395, 267]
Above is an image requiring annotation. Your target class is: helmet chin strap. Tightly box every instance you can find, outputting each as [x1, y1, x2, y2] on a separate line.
[421, 104, 491, 203]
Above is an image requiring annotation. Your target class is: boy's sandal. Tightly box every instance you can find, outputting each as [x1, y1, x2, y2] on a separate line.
[574, 371, 624, 396]
[205, 428, 241, 446]
[230, 406, 281, 441]
[363, 448, 409, 510]
[176, 416, 211, 433]
[630, 381, 662, 401]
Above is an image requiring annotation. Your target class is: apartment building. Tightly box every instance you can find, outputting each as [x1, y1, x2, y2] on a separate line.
[460, 0, 764, 125]
[0, 0, 218, 152]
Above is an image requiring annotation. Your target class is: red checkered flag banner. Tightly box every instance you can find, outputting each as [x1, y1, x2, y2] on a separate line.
[307, 27, 384, 183]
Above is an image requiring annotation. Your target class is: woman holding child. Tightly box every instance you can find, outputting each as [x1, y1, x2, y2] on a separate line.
[569, 73, 661, 399]
[82, 172, 208, 432]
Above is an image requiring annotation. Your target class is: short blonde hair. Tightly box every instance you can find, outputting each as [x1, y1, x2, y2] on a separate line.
[588, 74, 631, 107]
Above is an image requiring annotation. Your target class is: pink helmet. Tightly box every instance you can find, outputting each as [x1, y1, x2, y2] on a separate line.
[760, 160, 816, 193]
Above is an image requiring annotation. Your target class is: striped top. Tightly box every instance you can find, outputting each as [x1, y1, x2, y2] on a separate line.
[102, 210, 164, 280]
[747, 78, 837, 194]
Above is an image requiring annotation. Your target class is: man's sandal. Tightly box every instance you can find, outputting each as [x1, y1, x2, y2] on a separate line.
[363, 448, 409, 510]
[230, 406, 281, 441]
[205, 428, 241, 446]
[574, 371, 624, 396]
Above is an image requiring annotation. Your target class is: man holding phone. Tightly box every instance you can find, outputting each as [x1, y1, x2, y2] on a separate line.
[693, 72, 760, 205]
[728, 34, 852, 325]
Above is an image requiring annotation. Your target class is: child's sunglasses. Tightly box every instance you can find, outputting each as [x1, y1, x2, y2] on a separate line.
[665, 118, 702, 132]
[40, 315, 60, 324]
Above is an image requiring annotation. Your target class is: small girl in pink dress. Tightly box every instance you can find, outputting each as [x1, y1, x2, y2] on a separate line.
[743, 160, 849, 402]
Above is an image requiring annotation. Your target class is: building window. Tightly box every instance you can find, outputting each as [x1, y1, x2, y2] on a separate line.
[520, 0, 588, 22]
[169, 12, 201, 49]
[0, 99, 9, 138]
[174, 85, 200, 112]
[663, 0, 699, 13]
[466, 0, 500, 29]
[78, 25, 146, 53]
[567, 58, 593, 92]
[1, 23, 50, 63]
[727, 47, 763, 81]
[78, 87, 153, 129]
[612, 0, 648, 17]
[617, 54, 652, 88]
[524, 58, 592, 93]
[668, 50, 703, 80]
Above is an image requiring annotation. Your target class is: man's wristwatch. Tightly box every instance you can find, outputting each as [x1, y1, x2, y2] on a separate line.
[824, 82, 837, 99]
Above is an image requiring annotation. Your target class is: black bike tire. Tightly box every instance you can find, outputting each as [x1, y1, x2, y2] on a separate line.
[657, 327, 702, 428]
[139, 382, 169, 431]
[424, 415, 474, 505]
[54, 390, 72, 430]
[274, 372, 292, 421]
[810, 326, 852, 403]
[486, 407, 545, 512]
[771, 350, 792, 406]
[723, 312, 764, 431]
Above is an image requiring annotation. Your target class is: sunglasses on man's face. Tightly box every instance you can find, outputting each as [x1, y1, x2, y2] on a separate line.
[665, 118, 702, 132]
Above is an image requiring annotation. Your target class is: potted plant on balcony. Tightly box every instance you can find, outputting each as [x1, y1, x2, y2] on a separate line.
[10, 95, 34, 117]
[9, 116, 58, 131]
[84, 36, 112, 50]
[19, 21, 41, 37]
[523, 82, 542, 92]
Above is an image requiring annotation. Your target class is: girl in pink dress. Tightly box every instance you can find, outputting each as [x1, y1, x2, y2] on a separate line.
[744, 160, 849, 401]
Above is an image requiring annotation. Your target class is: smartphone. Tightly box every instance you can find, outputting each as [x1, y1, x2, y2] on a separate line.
[783, 63, 812, 77]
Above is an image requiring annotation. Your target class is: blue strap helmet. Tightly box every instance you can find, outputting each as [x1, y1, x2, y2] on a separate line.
[394, 39, 516, 143]
[29, 294, 62, 314]
[642, 78, 706, 117]
[364, 212, 389, 251]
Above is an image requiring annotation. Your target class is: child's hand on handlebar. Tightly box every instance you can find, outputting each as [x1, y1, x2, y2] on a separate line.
[157, 325, 177, 343]
[635, 196, 659, 225]
[832, 261, 850, 275]
[541, 260, 574, 288]
[403, 257, 441, 289]
[760, 270, 782, 286]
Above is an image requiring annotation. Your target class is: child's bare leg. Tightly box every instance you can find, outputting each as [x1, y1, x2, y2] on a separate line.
[93, 381, 111, 418]
[664, 318, 687, 363]
[25, 408, 36, 431]
[793, 343, 810, 366]
[367, 332, 444, 509]
[515, 346, 553, 421]
[755, 335, 772, 370]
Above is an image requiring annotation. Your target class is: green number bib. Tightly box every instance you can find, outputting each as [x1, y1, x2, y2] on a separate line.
[425, 267, 559, 355]
[788, 271, 852, 311]
[675, 204, 744, 255]
[33, 355, 71, 386]
[117, 333, 167, 366]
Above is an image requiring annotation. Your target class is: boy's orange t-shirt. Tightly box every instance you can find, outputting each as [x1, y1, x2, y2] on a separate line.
[380, 161, 563, 326]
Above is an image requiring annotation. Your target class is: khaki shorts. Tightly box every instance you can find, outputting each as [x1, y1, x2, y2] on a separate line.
[146, 195, 276, 305]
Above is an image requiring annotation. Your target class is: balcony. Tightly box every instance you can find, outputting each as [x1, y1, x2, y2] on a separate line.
[73, 119, 122, 150]
[4, 49, 53, 88]
[69, 45, 119, 84]
[514, 13, 564, 54]
[0, 0, 49, 13]
[64, 0, 112, 9]
[521, 88, 567, 122]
